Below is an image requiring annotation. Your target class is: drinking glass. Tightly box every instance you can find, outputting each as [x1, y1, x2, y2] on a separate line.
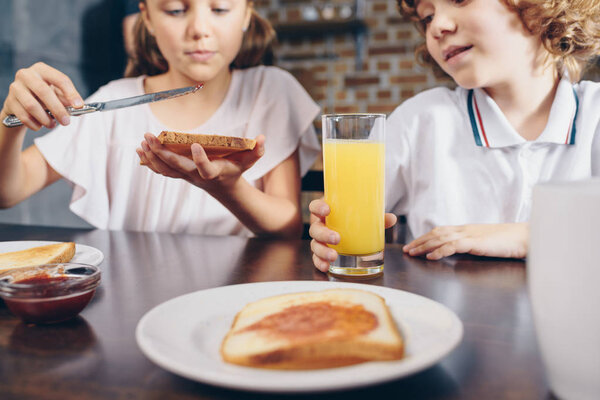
[322, 113, 385, 276]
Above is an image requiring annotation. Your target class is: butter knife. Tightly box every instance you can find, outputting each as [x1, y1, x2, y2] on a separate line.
[2, 83, 203, 128]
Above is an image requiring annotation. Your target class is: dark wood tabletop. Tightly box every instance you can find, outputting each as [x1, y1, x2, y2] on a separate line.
[0, 223, 549, 399]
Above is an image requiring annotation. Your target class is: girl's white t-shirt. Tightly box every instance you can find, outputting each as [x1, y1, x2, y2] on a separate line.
[34, 66, 321, 235]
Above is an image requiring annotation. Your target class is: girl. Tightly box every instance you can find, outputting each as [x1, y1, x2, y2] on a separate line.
[0, 0, 321, 238]
[310, 0, 600, 270]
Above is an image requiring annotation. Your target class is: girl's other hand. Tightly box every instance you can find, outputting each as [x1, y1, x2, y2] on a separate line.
[1, 62, 84, 131]
[309, 199, 398, 273]
[403, 222, 529, 260]
[137, 133, 265, 191]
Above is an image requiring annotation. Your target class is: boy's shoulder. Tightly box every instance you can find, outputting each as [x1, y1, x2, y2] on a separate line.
[575, 79, 600, 102]
[574, 80, 600, 127]
[389, 85, 464, 124]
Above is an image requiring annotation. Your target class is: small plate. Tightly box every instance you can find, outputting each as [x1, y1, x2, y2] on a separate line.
[0, 240, 104, 266]
[136, 281, 463, 393]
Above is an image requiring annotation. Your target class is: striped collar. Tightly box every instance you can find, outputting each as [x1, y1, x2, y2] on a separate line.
[467, 77, 579, 148]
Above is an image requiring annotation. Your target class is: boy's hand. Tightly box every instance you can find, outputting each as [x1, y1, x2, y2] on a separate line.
[137, 133, 265, 191]
[309, 199, 398, 272]
[403, 222, 529, 260]
[308, 199, 340, 272]
[2, 62, 84, 131]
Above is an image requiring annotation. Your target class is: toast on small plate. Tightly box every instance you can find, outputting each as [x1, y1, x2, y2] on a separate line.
[0, 242, 76, 271]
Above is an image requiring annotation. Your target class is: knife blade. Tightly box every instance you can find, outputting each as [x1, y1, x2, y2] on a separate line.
[2, 83, 203, 128]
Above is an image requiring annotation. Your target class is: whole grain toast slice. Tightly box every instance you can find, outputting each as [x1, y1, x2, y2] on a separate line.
[220, 288, 404, 369]
[0, 242, 76, 271]
[157, 131, 256, 160]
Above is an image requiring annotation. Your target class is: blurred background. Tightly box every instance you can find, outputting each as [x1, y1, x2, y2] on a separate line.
[0, 0, 598, 229]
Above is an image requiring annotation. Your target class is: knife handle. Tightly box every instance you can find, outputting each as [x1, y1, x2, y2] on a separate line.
[2, 114, 24, 128]
[2, 105, 97, 128]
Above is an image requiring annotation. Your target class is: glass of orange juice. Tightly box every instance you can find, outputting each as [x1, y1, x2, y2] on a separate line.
[322, 113, 385, 276]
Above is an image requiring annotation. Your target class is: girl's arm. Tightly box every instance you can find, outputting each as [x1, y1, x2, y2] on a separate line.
[213, 148, 303, 238]
[0, 63, 82, 207]
[0, 131, 61, 208]
[137, 133, 303, 238]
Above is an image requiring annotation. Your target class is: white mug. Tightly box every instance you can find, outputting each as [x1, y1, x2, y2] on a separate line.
[528, 179, 600, 400]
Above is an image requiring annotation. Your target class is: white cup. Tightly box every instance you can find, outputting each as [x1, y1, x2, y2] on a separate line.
[528, 179, 600, 400]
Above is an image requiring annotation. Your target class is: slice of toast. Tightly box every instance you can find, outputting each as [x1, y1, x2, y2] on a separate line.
[157, 131, 256, 160]
[220, 288, 404, 369]
[0, 242, 76, 271]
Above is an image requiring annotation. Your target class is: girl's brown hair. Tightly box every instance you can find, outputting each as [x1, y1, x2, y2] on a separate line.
[125, 2, 276, 78]
[397, 0, 600, 82]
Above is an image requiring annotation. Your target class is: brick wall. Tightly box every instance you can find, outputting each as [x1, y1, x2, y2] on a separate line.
[255, 0, 454, 118]
[256, 0, 599, 118]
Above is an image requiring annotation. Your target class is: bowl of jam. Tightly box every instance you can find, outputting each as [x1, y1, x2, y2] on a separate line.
[0, 263, 101, 324]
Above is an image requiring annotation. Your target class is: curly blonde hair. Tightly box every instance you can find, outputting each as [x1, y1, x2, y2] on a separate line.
[397, 0, 600, 82]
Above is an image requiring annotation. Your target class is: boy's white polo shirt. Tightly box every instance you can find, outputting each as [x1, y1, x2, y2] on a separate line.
[385, 77, 600, 240]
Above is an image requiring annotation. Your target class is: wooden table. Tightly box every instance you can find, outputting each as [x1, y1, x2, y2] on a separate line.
[0, 223, 549, 399]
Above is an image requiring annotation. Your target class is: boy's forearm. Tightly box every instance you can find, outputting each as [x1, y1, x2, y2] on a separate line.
[210, 178, 303, 239]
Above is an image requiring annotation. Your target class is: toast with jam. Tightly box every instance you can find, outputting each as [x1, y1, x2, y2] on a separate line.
[220, 288, 404, 369]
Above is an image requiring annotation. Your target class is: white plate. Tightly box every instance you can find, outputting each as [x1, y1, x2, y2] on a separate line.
[0, 240, 104, 266]
[136, 281, 463, 393]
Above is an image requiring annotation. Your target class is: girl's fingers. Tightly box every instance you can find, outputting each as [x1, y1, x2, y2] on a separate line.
[141, 141, 187, 179]
[25, 71, 71, 125]
[145, 134, 196, 173]
[191, 143, 221, 180]
[136, 148, 149, 166]
[10, 79, 54, 127]
[228, 134, 265, 168]
[33, 63, 83, 108]
[17, 66, 72, 126]
[53, 86, 75, 108]
[4, 96, 42, 131]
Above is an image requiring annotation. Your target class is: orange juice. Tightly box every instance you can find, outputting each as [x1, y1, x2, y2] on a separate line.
[324, 139, 385, 255]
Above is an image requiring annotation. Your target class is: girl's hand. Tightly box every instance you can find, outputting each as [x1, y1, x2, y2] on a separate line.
[403, 223, 529, 260]
[309, 199, 397, 272]
[1, 62, 84, 131]
[137, 133, 265, 191]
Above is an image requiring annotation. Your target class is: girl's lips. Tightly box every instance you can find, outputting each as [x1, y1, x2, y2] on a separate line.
[187, 51, 215, 62]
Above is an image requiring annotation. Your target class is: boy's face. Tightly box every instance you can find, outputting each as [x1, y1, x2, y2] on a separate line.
[415, 0, 545, 89]
[141, 0, 252, 84]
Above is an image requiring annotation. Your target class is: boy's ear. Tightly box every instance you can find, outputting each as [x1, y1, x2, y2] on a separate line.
[139, 2, 155, 35]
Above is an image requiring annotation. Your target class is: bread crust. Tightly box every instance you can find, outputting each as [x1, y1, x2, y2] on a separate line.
[0, 242, 76, 271]
[157, 131, 256, 160]
[220, 289, 404, 370]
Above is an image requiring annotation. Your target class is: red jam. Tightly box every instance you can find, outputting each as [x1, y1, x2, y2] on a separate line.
[4, 274, 96, 324]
